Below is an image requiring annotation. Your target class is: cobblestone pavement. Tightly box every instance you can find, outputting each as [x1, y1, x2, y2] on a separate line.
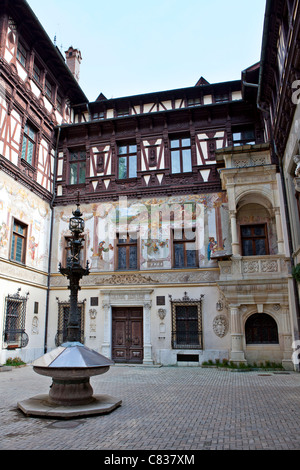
[1, 364, 300, 451]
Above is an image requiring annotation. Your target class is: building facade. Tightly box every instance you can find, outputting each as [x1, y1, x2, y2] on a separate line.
[0, 0, 299, 369]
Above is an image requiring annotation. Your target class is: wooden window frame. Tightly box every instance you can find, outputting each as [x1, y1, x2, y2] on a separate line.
[116, 232, 139, 271]
[33, 61, 42, 84]
[170, 136, 192, 174]
[117, 143, 137, 179]
[172, 228, 198, 268]
[240, 223, 269, 256]
[45, 77, 54, 101]
[232, 125, 255, 146]
[21, 122, 37, 166]
[16, 41, 27, 68]
[10, 219, 27, 264]
[68, 149, 86, 185]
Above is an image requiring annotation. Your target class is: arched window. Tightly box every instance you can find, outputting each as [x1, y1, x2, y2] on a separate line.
[245, 313, 279, 344]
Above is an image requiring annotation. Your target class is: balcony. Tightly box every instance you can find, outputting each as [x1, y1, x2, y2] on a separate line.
[218, 255, 290, 282]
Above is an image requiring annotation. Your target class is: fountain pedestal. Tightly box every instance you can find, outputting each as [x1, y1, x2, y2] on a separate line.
[18, 342, 122, 419]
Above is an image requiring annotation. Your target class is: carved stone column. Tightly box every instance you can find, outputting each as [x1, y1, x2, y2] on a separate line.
[230, 211, 240, 255]
[229, 305, 246, 364]
[281, 305, 293, 370]
[274, 208, 285, 254]
[143, 300, 153, 365]
[101, 300, 111, 359]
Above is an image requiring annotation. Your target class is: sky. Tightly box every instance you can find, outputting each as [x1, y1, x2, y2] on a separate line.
[26, 0, 267, 102]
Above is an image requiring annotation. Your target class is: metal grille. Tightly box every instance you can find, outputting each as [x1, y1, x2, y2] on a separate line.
[3, 289, 29, 349]
[55, 300, 85, 346]
[170, 292, 203, 350]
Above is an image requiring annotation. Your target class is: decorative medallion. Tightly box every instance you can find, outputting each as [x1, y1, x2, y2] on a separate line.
[213, 315, 228, 338]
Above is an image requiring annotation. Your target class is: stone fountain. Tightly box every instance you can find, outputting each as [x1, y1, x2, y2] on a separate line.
[18, 201, 121, 419]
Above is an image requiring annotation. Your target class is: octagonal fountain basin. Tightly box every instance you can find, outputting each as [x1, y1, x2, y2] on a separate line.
[32, 342, 114, 406]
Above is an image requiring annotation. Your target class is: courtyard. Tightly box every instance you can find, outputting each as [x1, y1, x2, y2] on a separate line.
[0, 363, 300, 452]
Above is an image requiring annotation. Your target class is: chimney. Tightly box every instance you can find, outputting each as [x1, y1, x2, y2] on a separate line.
[65, 46, 82, 82]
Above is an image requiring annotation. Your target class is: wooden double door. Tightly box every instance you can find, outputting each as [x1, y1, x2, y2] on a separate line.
[112, 307, 143, 363]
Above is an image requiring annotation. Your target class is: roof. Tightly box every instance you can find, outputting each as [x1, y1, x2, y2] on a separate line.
[1, 0, 88, 105]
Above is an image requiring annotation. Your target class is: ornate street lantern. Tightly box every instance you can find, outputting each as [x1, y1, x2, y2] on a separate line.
[69, 203, 85, 233]
[59, 201, 89, 343]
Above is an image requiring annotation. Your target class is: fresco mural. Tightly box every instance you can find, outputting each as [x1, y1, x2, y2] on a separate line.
[0, 174, 51, 271]
[55, 191, 231, 272]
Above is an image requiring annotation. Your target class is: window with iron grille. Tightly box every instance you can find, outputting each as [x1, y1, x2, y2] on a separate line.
[245, 313, 279, 344]
[170, 292, 203, 349]
[55, 300, 85, 346]
[3, 290, 29, 349]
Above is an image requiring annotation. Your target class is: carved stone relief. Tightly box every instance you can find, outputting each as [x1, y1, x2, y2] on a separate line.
[213, 315, 229, 338]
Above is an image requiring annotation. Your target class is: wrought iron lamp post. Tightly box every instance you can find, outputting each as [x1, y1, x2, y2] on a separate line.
[18, 201, 121, 418]
[59, 202, 90, 343]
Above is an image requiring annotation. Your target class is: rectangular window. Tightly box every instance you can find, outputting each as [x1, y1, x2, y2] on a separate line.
[21, 123, 36, 165]
[45, 78, 53, 100]
[33, 62, 41, 83]
[116, 106, 130, 117]
[11, 220, 27, 263]
[118, 144, 137, 179]
[173, 228, 197, 268]
[16, 42, 27, 67]
[232, 126, 255, 146]
[57, 93, 63, 114]
[69, 150, 86, 185]
[241, 224, 269, 256]
[215, 93, 229, 103]
[187, 97, 201, 107]
[117, 233, 138, 270]
[4, 293, 28, 348]
[170, 296, 203, 349]
[170, 137, 192, 174]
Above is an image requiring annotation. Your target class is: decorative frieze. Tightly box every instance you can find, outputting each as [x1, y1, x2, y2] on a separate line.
[50, 269, 219, 287]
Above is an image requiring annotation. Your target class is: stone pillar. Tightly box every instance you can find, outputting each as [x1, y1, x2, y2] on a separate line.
[281, 305, 294, 370]
[229, 305, 246, 364]
[230, 211, 240, 255]
[143, 300, 153, 365]
[101, 298, 111, 359]
[274, 208, 285, 254]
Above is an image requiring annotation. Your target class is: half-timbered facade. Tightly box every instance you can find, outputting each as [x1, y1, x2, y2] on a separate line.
[0, 0, 299, 369]
[0, 0, 87, 363]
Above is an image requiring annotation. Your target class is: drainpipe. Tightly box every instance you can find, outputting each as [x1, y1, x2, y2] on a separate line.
[44, 126, 61, 353]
